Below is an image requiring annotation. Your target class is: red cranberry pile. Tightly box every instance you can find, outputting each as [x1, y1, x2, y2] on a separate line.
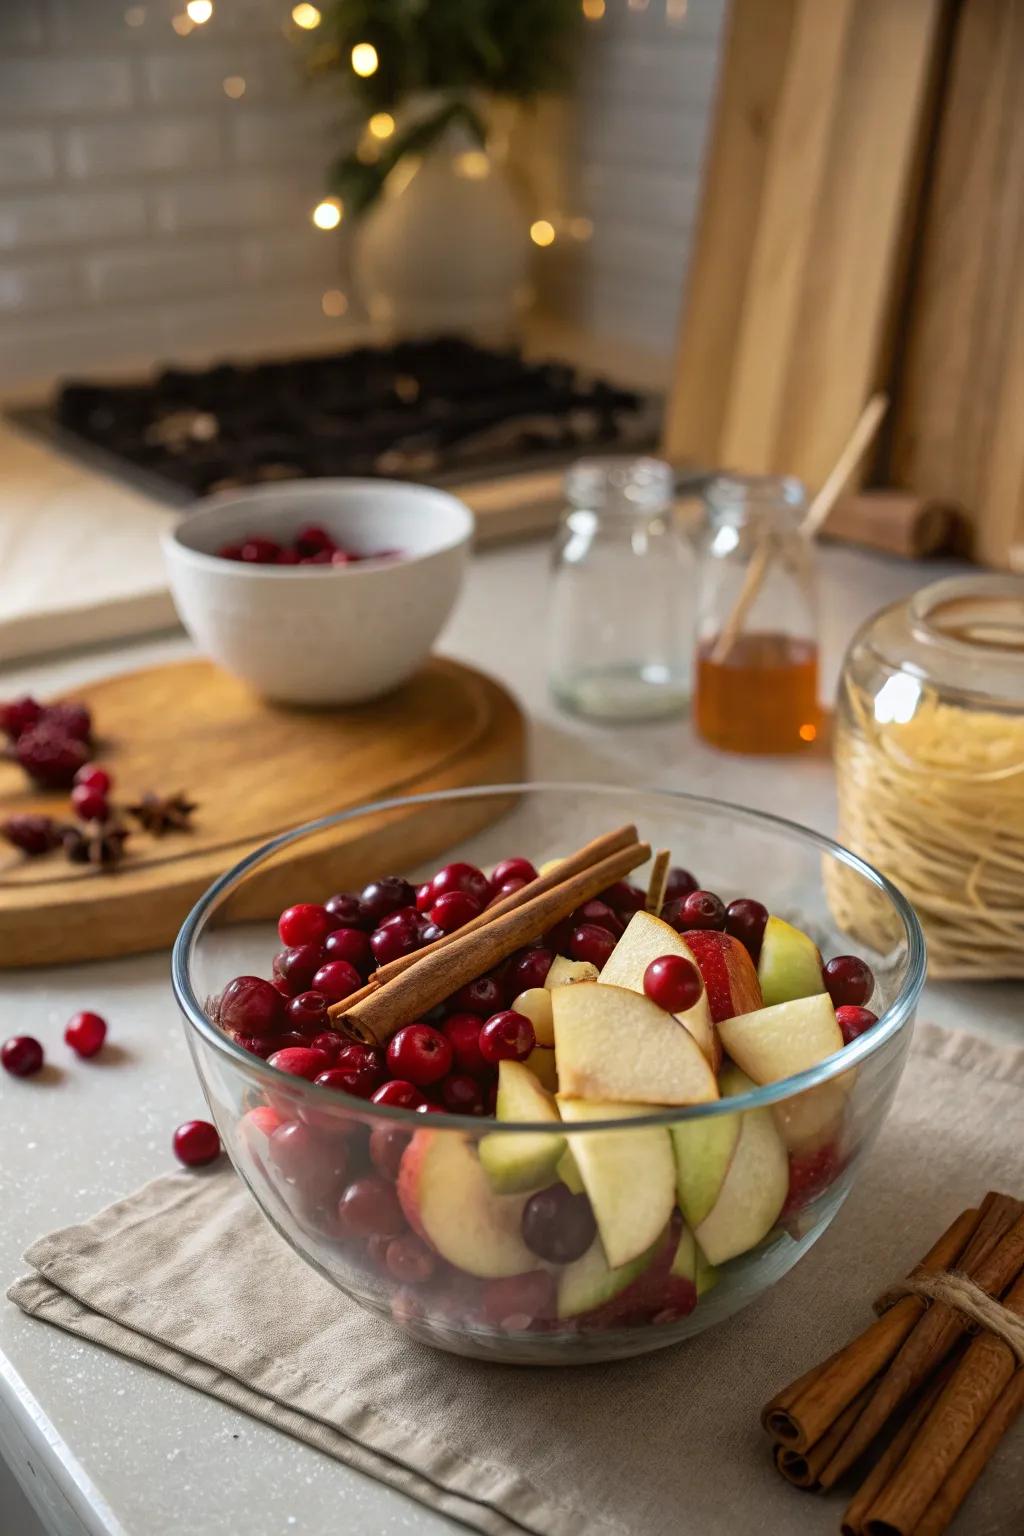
[215, 524, 401, 568]
[1, 694, 93, 789]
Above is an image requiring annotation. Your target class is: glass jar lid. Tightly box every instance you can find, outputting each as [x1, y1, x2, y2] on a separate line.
[565, 456, 674, 515]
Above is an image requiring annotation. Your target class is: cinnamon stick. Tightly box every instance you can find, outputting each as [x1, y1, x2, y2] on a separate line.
[765, 1204, 984, 1453]
[774, 1386, 873, 1490]
[840, 1362, 957, 1536]
[860, 1265, 1024, 1535]
[329, 824, 639, 1018]
[913, 1367, 1024, 1536]
[820, 1196, 1024, 1487]
[331, 839, 651, 1046]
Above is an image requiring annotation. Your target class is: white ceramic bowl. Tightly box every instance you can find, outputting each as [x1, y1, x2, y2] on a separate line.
[162, 480, 474, 704]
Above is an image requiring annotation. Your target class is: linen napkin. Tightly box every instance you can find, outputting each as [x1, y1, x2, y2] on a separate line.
[9, 1023, 1024, 1536]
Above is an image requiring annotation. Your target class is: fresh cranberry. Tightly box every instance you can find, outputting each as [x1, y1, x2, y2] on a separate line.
[64, 1010, 107, 1057]
[521, 1184, 597, 1263]
[0, 695, 42, 740]
[415, 882, 434, 912]
[234, 1034, 277, 1059]
[369, 1125, 409, 1180]
[15, 724, 89, 787]
[1, 1035, 44, 1077]
[782, 1143, 843, 1219]
[217, 542, 244, 561]
[479, 1010, 535, 1065]
[419, 922, 445, 945]
[664, 866, 699, 902]
[310, 960, 362, 1003]
[268, 1046, 331, 1081]
[504, 947, 554, 996]
[440, 1073, 485, 1114]
[371, 1080, 426, 1110]
[544, 918, 576, 954]
[277, 902, 334, 948]
[571, 899, 623, 937]
[2, 814, 59, 856]
[417, 1102, 444, 1114]
[336, 1175, 406, 1238]
[272, 944, 324, 997]
[491, 856, 537, 887]
[70, 783, 109, 822]
[836, 1005, 878, 1045]
[643, 955, 703, 1013]
[74, 763, 112, 794]
[240, 537, 280, 563]
[824, 955, 875, 1008]
[269, 1121, 348, 1198]
[360, 875, 415, 926]
[663, 889, 726, 932]
[300, 551, 332, 565]
[295, 523, 334, 556]
[370, 915, 422, 966]
[325, 891, 366, 928]
[483, 1077, 499, 1115]
[309, 1030, 345, 1061]
[326, 1043, 385, 1099]
[323, 927, 373, 974]
[286, 991, 329, 1035]
[387, 1023, 453, 1088]
[429, 861, 491, 908]
[481, 1271, 556, 1330]
[41, 701, 92, 742]
[377, 904, 419, 929]
[449, 974, 505, 1015]
[569, 923, 616, 969]
[725, 898, 769, 962]
[385, 1234, 435, 1284]
[172, 1120, 221, 1167]
[429, 891, 482, 933]
[488, 877, 527, 905]
[601, 880, 646, 917]
[219, 975, 285, 1039]
[442, 1012, 488, 1075]
[276, 548, 301, 565]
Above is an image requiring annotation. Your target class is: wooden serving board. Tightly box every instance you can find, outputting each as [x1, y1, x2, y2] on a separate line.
[0, 658, 525, 969]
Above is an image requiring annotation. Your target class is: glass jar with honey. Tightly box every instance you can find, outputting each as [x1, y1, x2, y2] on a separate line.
[693, 474, 820, 754]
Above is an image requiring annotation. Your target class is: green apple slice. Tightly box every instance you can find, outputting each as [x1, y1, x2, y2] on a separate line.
[757, 915, 825, 1006]
[670, 1224, 719, 1298]
[670, 1104, 741, 1227]
[552, 982, 719, 1106]
[479, 1061, 565, 1194]
[718, 992, 843, 1085]
[545, 955, 599, 988]
[556, 1145, 585, 1195]
[557, 1234, 658, 1319]
[557, 1098, 676, 1267]
[694, 1066, 788, 1264]
[511, 986, 555, 1046]
[597, 909, 719, 1068]
[524, 1043, 558, 1093]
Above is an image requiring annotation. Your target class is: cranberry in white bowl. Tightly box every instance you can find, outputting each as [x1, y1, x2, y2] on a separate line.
[162, 479, 473, 705]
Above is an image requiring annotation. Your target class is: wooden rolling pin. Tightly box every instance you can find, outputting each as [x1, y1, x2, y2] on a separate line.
[822, 491, 958, 558]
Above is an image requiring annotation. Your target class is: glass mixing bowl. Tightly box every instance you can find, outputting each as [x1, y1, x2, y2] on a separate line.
[171, 784, 925, 1365]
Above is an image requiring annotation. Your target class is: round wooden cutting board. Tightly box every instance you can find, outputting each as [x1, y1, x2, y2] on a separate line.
[0, 658, 525, 968]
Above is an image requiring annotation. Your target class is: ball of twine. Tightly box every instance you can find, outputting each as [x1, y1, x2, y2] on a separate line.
[828, 679, 1024, 980]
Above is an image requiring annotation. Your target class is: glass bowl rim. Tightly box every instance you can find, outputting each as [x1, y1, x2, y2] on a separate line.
[171, 781, 927, 1134]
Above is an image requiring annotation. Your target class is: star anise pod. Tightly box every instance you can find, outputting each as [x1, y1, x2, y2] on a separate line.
[62, 819, 130, 869]
[128, 790, 197, 836]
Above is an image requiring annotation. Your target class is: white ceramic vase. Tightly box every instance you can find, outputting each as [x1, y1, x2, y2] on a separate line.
[353, 97, 531, 343]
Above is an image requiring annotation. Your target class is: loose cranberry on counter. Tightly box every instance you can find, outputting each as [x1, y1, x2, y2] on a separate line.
[385, 1235, 435, 1284]
[428, 861, 491, 908]
[440, 1072, 486, 1115]
[442, 1013, 488, 1075]
[267, 1046, 331, 1081]
[569, 923, 616, 969]
[491, 856, 538, 887]
[724, 898, 769, 962]
[481, 1271, 556, 1330]
[371, 1080, 426, 1110]
[522, 1184, 596, 1264]
[336, 1175, 406, 1238]
[643, 955, 702, 1014]
[0, 695, 43, 740]
[387, 1024, 453, 1088]
[16, 724, 89, 787]
[2, 814, 60, 856]
[327, 1043, 385, 1099]
[429, 891, 482, 933]
[449, 973, 505, 1016]
[272, 943, 325, 997]
[664, 867, 699, 902]
[359, 875, 416, 926]
[74, 763, 112, 794]
[369, 1124, 409, 1180]
[323, 927, 373, 974]
[1, 1035, 44, 1077]
[172, 1120, 221, 1167]
[662, 889, 726, 933]
[479, 1011, 535, 1065]
[836, 1005, 878, 1045]
[824, 955, 875, 1008]
[324, 891, 366, 928]
[42, 701, 92, 743]
[286, 991, 330, 1036]
[310, 960, 363, 1003]
[219, 975, 286, 1039]
[70, 783, 110, 822]
[503, 947, 554, 997]
[277, 902, 334, 948]
[64, 1010, 107, 1058]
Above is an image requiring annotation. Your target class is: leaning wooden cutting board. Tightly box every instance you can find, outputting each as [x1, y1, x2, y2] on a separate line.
[0, 657, 525, 968]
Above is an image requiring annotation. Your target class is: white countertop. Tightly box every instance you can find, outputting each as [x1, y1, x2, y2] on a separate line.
[1, 508, 1021, 1536]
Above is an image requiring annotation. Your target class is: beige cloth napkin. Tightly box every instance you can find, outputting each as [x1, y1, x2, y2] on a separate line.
[9, 1023, 1024, 1536]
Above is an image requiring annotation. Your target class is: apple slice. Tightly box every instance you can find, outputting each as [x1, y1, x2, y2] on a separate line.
[757, 915, 825, 1006]
[695, 1067, 788, 1264]
[479, 1061, 565, 1194]
[718, 992, 843, 1085]
[545, 955, 599, 988]
[552, 982, 719, 1106]
[597, 909, 719, 1068]
[397, 1131, 536, 1277]
[557, 1099, 676, 1267]
[670, 1223, 719, 1298]
[525, 1043, 558, 1093]
[512, 986, 555, 1046]
[670, 1104, 741, 1227]
[683, 929, 763, 1023]
[556, 1145, 585, 1195]
[557, 1232, 662, 1320]
[773, 1078, 849, 1152]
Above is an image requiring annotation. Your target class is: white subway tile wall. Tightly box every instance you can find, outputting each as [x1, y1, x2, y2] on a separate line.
[0, 0, 725, 389]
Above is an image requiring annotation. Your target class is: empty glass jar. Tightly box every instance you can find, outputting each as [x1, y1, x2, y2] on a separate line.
[548, 457, 692, 722]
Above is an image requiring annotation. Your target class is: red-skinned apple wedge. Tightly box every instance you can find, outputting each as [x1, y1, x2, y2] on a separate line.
[597, 910, 719, 1068]
[397, 1131, 536, 1277]
[558, 1228, 668, 1321]
[682, 929, 763, 1024]
[552, 982, 719, 1105]
[557, 1099, 676, 1267]
[717, 993, 843, 1085]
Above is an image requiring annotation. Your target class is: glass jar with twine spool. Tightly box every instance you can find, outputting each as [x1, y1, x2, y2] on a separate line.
[829, 575, 1024, 979]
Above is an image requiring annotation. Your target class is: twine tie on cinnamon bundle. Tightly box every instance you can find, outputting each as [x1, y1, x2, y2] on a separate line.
[879, 1270, 1024, 1364]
